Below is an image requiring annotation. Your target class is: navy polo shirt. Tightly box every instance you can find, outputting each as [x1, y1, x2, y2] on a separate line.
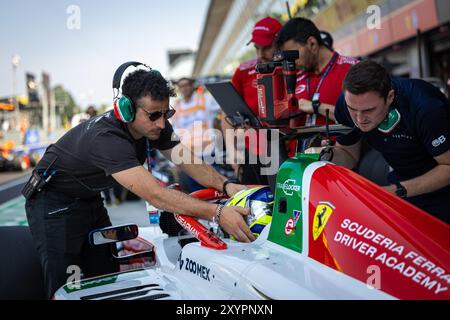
[335, 77, 450, 180]
[335, 77, 450, 222]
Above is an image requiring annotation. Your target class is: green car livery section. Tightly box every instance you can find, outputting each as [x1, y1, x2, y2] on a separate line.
[62, 269, 149, 294]
[268, 153, 320, 253]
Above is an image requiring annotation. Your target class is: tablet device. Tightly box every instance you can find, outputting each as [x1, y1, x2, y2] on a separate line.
[205, 82, 261, 128]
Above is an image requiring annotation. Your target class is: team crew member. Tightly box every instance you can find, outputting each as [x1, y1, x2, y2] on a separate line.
[173, 77, 220, 154]
[221, 16, 282, 184]
[275, 18, 358, 152]
[25, 66, 255, 299]
[330, 60, 450, 223]
[173, 77, 220, 192]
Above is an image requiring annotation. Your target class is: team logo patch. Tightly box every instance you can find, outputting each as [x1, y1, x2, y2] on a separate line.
[312, 201, 335, 240]
[296, 84, 306, 94]
[337, 55, 358, 65]
[296, 74, 306, 82]
[432, 135, 446, 147]
[285, 218, 295, 236]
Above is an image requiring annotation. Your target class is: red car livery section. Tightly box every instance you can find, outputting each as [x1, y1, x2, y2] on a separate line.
[307, 164, 450, 300]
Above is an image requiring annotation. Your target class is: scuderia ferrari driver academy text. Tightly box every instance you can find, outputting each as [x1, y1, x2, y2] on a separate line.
[334, 219, 449, 295]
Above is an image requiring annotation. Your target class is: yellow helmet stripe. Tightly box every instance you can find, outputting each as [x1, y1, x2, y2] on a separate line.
[227, 187, 264, 207]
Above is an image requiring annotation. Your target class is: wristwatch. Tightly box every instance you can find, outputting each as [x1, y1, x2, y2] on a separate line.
[319, 147, 334, 162]
[394, 182, 407, 198]
[312, 99, 321, 115]
[222, 179, 240, 197]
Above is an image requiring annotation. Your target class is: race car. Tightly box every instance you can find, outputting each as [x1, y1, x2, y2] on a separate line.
[49, 154, 449, 300]
[1, 131, 449, 300]
[0, 147, 30, 172]
[0, 142, 48, 172]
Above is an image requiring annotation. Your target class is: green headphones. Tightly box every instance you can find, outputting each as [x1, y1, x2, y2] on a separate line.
[377, 107, 401, 133]
[112, 61, 160, 123]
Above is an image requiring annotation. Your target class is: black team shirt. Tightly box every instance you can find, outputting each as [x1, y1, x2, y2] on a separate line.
[35, 110, 180, 198]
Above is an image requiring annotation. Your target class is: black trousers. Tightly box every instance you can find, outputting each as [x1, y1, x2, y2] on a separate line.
[25, 190, 119, 299]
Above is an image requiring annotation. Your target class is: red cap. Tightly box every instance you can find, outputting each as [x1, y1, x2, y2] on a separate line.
[247, 17, 282, 47]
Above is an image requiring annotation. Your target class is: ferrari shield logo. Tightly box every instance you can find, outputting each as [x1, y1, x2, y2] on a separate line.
[312, 201, 335, 240]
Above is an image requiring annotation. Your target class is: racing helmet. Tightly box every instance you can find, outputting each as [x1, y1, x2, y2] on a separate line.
[225, 186, 274, 238]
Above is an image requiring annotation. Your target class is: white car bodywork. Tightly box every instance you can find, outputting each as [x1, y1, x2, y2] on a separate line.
[54, 224, 393, 300]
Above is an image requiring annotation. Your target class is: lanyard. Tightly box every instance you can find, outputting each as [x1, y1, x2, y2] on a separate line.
[306, 52, 339, 100]
[146, 139, 152, 173]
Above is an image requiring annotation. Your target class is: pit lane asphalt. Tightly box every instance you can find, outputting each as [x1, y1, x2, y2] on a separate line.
[0, 171, 151, 227]
[0, 170, 31, 205]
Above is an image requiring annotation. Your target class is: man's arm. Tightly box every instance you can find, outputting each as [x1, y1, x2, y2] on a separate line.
[331, 140, 362, 169]
[386, 95, 450, 198]
[112, 166, 255, 242]
[298, 99, 336, 122]
[383, 150, 450, 197]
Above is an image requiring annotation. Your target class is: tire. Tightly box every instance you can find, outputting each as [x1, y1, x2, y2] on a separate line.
[0, 226, 46, 300]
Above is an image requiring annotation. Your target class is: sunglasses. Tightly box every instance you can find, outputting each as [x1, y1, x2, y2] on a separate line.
[140, 107, 176, 121]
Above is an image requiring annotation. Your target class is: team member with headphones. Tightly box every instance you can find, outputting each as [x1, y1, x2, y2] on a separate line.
[329, 60, 450, 224]
[25, 62, 254, 299]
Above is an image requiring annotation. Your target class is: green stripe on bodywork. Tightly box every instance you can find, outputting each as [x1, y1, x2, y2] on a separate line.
[63, 269, 150, 294]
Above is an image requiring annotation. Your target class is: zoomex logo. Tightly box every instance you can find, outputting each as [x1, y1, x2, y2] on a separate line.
[179, 257, 211, 282]
[276, 179, 301, 196]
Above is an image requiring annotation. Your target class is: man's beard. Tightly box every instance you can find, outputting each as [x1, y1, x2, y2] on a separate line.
[147, 130, 162, 140]
[303, 50, 319, 73]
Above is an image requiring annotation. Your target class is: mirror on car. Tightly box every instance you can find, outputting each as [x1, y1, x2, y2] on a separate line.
[89, 224, 138, 246]
[113, 250, 154, 261]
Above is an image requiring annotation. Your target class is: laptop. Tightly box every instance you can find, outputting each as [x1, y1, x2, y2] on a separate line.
[205, 82, 262, 128]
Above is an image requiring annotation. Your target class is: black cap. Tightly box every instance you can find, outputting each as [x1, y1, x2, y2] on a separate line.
[320, 31, 334, 50]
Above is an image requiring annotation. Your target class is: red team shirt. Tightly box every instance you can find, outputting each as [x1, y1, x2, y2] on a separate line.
[284, 52, 358, 156]
[231, 59, 264, 156]
[295, 52, 359, 127]
[232, 58, 259, 114]
[232, 54, 358, 156]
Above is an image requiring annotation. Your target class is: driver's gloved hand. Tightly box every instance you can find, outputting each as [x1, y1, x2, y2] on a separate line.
[319, 146, 334, 162]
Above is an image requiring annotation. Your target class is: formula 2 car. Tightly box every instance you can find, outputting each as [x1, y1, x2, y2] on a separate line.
[1, 128, 449, 300]
[50, 152, 449, 300]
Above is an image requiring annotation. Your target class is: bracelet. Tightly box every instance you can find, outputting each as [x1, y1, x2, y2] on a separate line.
[222, 179, 239, 197]
[212, 204, 225, 224]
